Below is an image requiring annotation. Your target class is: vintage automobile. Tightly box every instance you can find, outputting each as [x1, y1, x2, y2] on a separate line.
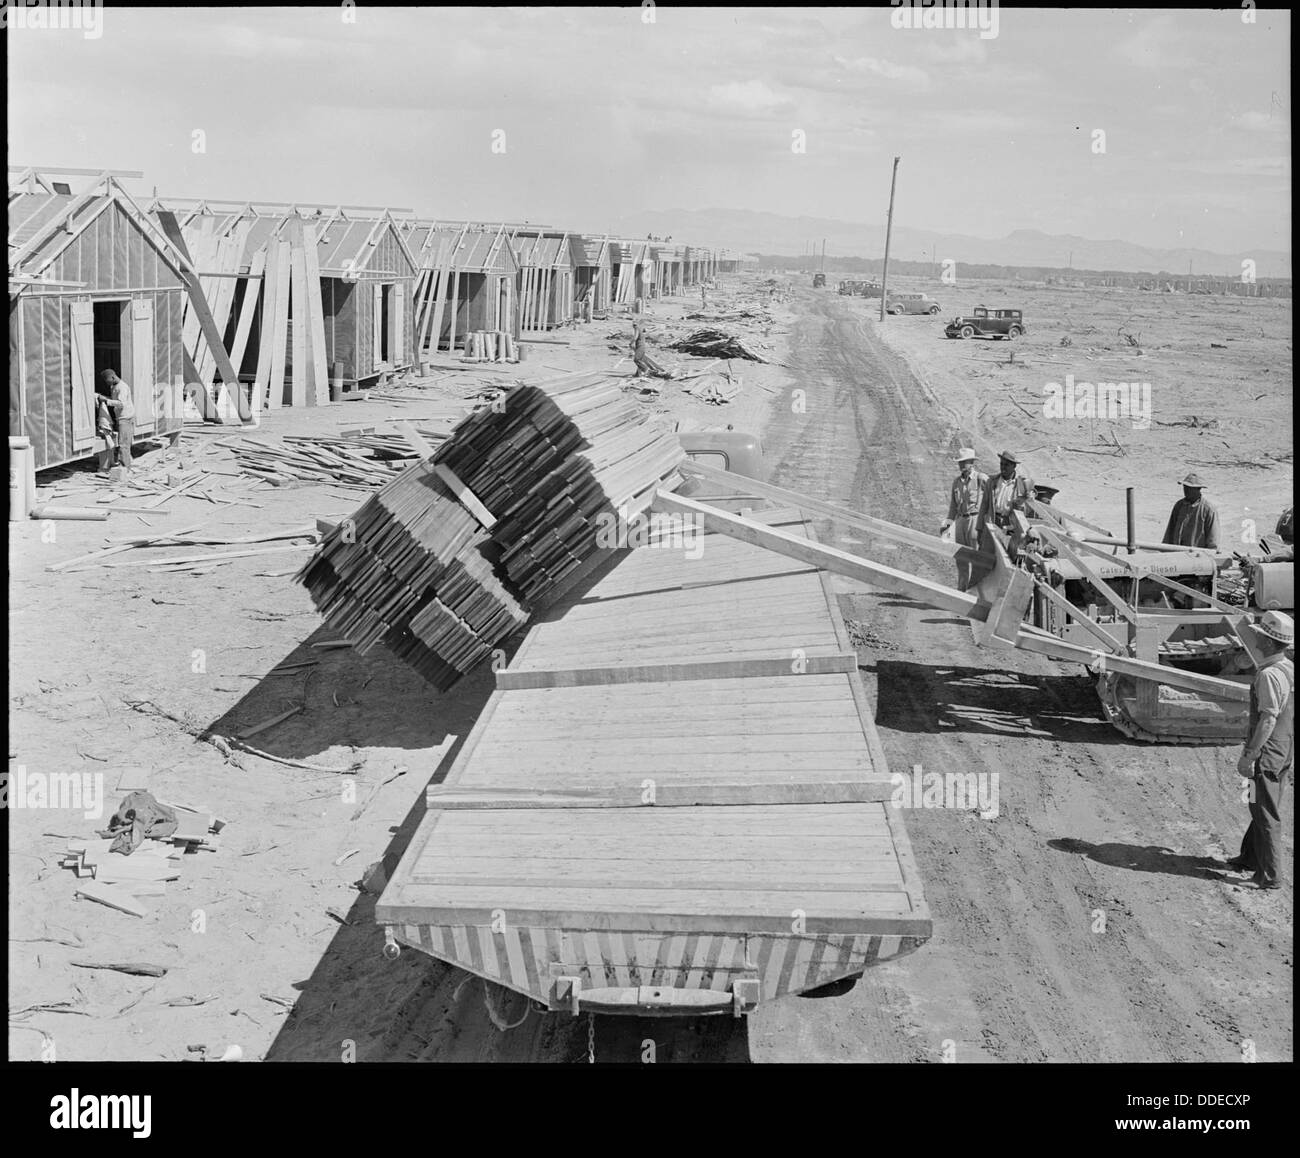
[885, 291, 942, 315]
[812, 272, 827, 288]
[944, 307, 1026, 339]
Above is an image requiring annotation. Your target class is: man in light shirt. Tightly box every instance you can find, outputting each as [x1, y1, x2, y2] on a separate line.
[979, 450, 1035, 532]
[1225, 611, 1294, 891]
[97, 369, 136, 472]
[939, 448, 987, 591]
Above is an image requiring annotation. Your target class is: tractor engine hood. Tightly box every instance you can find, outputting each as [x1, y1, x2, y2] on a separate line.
[1038, 549, 1218, 582]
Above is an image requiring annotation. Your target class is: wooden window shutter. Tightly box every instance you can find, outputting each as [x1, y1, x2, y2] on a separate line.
[69, 300, 95, 448]
[131, 297, 156, 432]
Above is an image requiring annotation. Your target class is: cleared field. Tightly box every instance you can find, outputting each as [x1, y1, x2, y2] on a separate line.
[856, 276, 1292, 548]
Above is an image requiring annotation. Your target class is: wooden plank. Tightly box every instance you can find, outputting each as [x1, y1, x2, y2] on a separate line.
[426, 780, 888, 810]
[268, 241, 291, 409]
[75, 881, 148, 917]
[252, 243, 279, 414]
[289, 234, 308, 407]
[678, 460, 981, 564]
[432, 462, 496, 528]
[497, 652, 857, 690]
[153, 210, 241, 394]
[652, 492, 981, 617]
[1036, 526, 1137, 625]
[301, 223, 330, 405]
[660, 491, 1247, 700]
[376, 893, 927, 936]
[228, 246, 265, 384]
[1033, 577, 1126, 653]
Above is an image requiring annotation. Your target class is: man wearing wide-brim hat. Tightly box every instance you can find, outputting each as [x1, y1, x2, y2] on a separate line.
[939, 448, 987, 590]
[979, 450, 1036, 533]
[1162, 470, 1220, 550]
[1225, 611, 1294, 890]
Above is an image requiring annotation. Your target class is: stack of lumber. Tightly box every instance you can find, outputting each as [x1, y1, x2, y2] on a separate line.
[668, 328, 769, 362]
[298, 371, 685, 689]
[298, 460, 527, 688]
[461, 331, 518, 363]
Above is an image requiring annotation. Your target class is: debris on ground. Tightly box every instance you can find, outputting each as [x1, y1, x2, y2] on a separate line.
[668, 328, 769, 362]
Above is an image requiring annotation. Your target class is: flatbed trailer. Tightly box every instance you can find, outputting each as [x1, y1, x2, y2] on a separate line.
[377, 507, 931, 1017]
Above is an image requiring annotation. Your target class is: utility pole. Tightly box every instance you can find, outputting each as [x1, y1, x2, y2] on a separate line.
[820, 238, 826, 273]
[878, 156, 901, 322]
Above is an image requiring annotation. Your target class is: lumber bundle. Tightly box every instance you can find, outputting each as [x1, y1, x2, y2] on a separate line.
[298, 371, 685, 689]
[668, 328, 769, 362]
[461, 330, 518, 363]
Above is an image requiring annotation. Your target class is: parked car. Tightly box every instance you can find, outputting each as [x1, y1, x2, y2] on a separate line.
[812, 272, 826, 288]
[885, 292, 942, 315]
[944, 307, 1026, 339]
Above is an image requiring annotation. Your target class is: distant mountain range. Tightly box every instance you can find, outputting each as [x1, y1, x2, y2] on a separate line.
[605, 208, 1291, 279]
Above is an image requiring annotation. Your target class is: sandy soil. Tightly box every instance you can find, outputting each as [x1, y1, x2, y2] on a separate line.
[9, 275, 1290, 1064]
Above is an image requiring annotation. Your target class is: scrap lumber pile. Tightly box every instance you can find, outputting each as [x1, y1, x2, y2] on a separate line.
[63, 808, 224, 919]
[223, 430, 446, 489]
[684, 371, 742, 405]
[667, 328, 769, 363]
[298, 371, 685, 689]
[461, 330, 519, 364]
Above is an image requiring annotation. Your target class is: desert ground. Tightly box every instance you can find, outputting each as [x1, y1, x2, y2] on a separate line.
[9, 273, 1292, 1063]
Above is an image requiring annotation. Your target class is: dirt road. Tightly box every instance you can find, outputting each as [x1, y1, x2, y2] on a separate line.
[747, 289, 1292, 1063]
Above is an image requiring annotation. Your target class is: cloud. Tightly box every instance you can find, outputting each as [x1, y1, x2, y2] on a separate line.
[1113, 16, 1195, 69]
[707, 80, 794, 116]
[1232, 109, 1288, 134]
[832, 54, 929, 87]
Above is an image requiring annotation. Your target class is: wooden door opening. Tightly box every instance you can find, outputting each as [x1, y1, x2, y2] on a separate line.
[379, 283, 393, 364]
[92, 299, 128, 380]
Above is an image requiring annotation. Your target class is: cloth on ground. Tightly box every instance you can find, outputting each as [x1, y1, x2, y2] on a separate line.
[97, 790, 178, 854]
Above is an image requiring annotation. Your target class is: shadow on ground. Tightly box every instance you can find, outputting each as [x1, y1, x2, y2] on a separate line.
[869, 658, 1122, 743]
[1050, 837, 1233, 881]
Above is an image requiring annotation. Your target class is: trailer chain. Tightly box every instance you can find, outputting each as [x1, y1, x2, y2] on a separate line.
[587, 1012, 596, 1064]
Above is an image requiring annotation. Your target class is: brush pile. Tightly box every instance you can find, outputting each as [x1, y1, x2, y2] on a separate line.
[298, 372, 685, 689]
[667, 328, 768, 362]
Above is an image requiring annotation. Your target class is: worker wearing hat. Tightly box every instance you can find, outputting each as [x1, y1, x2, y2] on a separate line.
[1225, 611, 1294, 890]
[940, 448, 988, 590]
[979, 450, 1036, 533]
[1162, 471, 1220, 550]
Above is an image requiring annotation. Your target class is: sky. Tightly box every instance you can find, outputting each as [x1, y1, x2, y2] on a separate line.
[6, 5, 1291, 254]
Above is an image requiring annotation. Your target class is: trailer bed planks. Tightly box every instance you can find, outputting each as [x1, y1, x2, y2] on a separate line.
[377, 513, 931, 1014]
